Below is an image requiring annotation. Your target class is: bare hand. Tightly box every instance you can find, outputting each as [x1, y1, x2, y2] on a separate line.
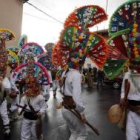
[80, 114, 86, 123]
[37, 112, 41, 118]
[120, 98, 127, 106]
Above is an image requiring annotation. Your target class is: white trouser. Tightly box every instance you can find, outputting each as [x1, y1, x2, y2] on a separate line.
[21, 118, 38, 140]
[126, 111, 140, 140]
[42, 85, 50, 101]
[53, 80, 59, 91]
[10, 94, 20, 112]
[0, 99, 10, 125]
[62, 107, 87, 140]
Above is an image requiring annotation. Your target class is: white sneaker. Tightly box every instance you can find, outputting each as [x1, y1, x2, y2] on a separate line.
[4, 128, 10, 135]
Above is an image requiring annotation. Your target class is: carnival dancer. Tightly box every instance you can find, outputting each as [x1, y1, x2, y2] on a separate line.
[38, 43, 55, 101]
[0, 29, 16, 135]
[11, 42, 50, 139]
[37, 54, 52, 102]
[43, 70, 52, 101]
[40, 70, 52, 112]
[52, 69, 60, 98]
[120, 69, 140, 140]
[52, 5, 108, 140]
[9, 72, 20, 121]
[101, 1, 140, 140]
[18, 66, 47, 140]
[9, 88, 20, 121]
[0, 75, 11, 135]
[40, 72, 51, 111]
[62, 63, 88, 140]
[52, 4, 108, 139]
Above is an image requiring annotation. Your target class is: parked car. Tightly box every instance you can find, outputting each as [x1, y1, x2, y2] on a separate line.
[103, 75, 123, 89]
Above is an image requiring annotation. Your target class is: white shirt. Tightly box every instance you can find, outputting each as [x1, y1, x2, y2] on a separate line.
[63, 69, 85, 114]
[19, 94, 46, 114]
[121, 71, 140, 101]
[48, 71, 52, 84]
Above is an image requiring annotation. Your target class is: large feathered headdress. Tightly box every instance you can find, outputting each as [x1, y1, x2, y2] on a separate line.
[103, 0, 140, 79]
[11, 42, 50, 97]
[52, 5, 108, 69]
[0, 29, 15, 77]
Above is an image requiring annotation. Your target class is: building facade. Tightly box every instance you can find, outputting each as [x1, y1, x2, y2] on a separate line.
[0, 0, 23, 46]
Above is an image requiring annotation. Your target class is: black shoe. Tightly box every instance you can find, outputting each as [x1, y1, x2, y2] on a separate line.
[53, 93, 56, 98]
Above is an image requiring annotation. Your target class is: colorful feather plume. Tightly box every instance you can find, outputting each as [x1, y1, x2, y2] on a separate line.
[104, 0, 140, 79]
[64, 5, 107, 29]
[37, 53, 54, 70]
[0, 29, 15, 41]
[53, 25, 108, 69]
[109, 0, 140, 36]
[52, 5, 108, 69]
[18, 42, 44, 64]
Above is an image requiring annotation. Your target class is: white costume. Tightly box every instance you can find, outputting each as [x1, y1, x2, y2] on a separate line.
[9, 75, 20, 120]
[41, 85, 50, 102]
[52, 74, 60, 97]
[62, 69, 87, 140]
[41, 71, 52, 101]
[19, 94, 47, 140]
[121, 71, 140, 140]
[52, 80, 59, 92]
[0, 77, 11, 134]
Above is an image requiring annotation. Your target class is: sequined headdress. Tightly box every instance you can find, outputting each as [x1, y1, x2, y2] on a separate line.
[52, 5, 108, 69]
[103, 0, 140, 79]
[0, 29, 15, 77]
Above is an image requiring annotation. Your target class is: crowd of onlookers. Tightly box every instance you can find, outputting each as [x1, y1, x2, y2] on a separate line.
[82, 67, 105, 88]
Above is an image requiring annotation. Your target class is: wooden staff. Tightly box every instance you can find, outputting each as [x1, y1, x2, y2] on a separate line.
[16, 104, 28, 115]
[60, 69, 100, 135]
[63, 104, 100, 135]
[118, 79, 130, 129]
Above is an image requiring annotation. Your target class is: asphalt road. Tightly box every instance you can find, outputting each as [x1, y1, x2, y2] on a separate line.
[0, 84, 125, 140]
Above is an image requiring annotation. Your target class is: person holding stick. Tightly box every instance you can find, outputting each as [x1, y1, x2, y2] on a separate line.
[120, 69, 140, 140]
[11, 55, 50, 140]
[18, 65, 47, 140]
[52, 4, 108, 139]
[61, 62, 88, 140]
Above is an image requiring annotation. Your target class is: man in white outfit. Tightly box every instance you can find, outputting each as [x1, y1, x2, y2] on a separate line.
[9, 88, 20, 121]
[120, 70, 140, 140]
[61, 64, 88, 140]
[9, 75, 21, 121]
[52, 70, 60, 98]
[19, 94, 47, 140]
[17, 71, 47, 140]
[41, 70, 52, 102]
[0, 76, 11, 135]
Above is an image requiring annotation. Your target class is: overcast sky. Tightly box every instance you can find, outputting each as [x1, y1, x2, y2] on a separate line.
[22, 0, 127, 47]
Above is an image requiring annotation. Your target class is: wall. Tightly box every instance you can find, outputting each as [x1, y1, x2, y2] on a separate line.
[0, 0, 23, 47]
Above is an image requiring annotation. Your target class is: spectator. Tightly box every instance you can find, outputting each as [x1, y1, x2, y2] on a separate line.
[97, 70, 104, 88]
[86, 68, 93, 88]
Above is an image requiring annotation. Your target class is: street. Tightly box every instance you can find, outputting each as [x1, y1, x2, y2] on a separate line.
[1, 84, 125, 140]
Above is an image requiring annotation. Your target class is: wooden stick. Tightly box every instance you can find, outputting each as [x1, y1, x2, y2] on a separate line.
[118, 79, 130, 129]
[64, 105, 100, 135]
[16, 104, 28, 115]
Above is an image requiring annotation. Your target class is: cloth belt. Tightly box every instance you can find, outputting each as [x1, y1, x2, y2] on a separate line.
[128, 100, 140, 115]
[23, 111, 38, 120]
[62, 95, 76, 109]
[128, 100, 140, 106]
